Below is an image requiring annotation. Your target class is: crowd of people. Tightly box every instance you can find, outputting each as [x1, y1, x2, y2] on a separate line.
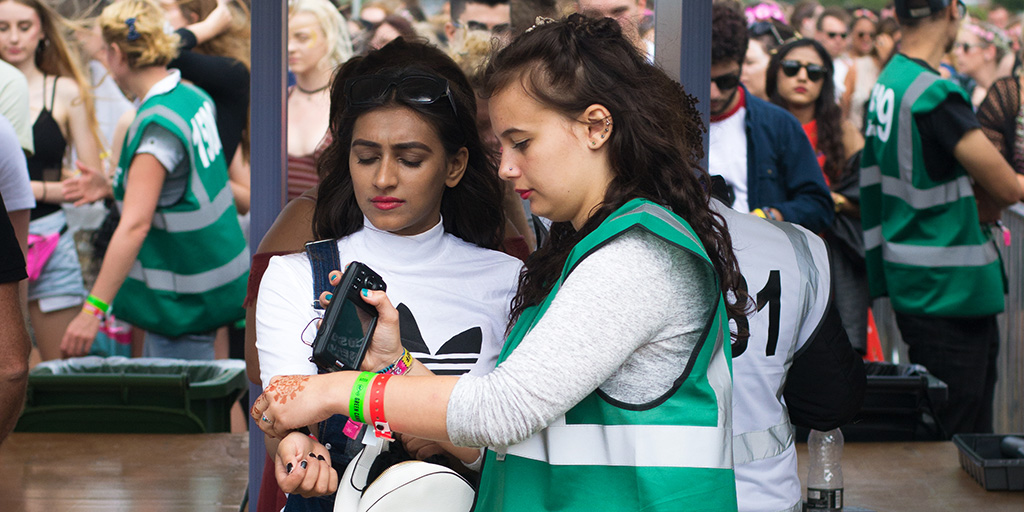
[0, 0, 1021, 511]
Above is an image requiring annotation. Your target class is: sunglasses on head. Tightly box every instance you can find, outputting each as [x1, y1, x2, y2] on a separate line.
[452, 20, 512, 35]
[711, 72, 741, 91]
[346, 74, 459, 119]
[780, 60, 828, 81]
[749, 20, 784, 46]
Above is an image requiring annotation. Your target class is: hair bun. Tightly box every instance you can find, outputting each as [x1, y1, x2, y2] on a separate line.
[565, 12, 622, 40]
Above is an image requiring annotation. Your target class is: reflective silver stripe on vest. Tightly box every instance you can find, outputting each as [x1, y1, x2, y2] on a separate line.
[127, 246, 249, 294]
[732, 420, 794, 465]
[861, 165, 974, 211]
[151, 186, 234, 232]
[129, 105, 232, 233]
[897, 73, 939, 182]
[499, 416, 732, 469]
[863, 225, 997, 267]
[614, 203, 702, 250]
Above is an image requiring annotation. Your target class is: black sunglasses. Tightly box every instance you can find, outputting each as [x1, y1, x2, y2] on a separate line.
[780, 60, 828, 82]
[825, 31, 847, 39]
[453, 20, 512, 34]
[749, 20, 784, 46]
[346, 74, 459, 119]
[711, 72, 741, 91]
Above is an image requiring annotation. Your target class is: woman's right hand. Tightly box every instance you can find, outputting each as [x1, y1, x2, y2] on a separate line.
[275, 431, 337, 497]
[61, 310, 99, 358]
[320, 269, 404, 372]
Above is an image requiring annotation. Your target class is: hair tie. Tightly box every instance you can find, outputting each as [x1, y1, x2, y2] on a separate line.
[125, 17, 140, 41]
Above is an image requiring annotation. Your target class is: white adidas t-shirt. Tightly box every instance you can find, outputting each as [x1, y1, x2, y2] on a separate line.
[256, 217, 522, 386]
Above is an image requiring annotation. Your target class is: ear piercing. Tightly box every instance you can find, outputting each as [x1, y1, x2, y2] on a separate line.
[600, 117, 611, 138]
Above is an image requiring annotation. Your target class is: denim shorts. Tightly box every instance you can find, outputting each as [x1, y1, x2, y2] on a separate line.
[143, 330, 217, 360]
[27, 210, 87, 312]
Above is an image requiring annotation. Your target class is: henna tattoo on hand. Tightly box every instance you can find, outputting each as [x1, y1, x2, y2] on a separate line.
[266, 375, 311, 405]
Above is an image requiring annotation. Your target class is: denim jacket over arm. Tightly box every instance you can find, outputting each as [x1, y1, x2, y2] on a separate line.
[743, 88, 834, 233]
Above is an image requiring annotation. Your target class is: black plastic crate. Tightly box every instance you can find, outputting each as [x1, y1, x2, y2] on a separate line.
[953, 434, 1024, 491]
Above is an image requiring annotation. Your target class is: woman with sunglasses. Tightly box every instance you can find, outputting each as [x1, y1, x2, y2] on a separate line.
[841, 8, 883, 131]
[253, 38, 522, 510]
[767, 38, 868, 353]
[953, 21, 1011, 109]
[61, 0, 248, 360]
[254, 14, 747, 511]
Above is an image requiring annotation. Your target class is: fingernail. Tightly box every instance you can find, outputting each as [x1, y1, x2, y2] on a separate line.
[286, 463, 293, 473]
[325, 293, 333, 301]
[317, 454, 325, 461]
[361, 288, 369, 297]
[309, 452, 316, 458]
[300, 460, 308, 469]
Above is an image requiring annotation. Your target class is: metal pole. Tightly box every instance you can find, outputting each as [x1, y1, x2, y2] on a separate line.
[248, 1, 288, 510]
[655, 1, 711, 172]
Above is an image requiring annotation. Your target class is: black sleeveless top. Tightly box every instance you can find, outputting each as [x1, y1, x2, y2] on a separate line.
[27, 75, 67, 220]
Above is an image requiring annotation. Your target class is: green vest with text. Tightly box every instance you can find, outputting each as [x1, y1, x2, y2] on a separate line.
[860, 53, 1003, 317]
[112, 83, 248, 337]
[474, 199, 738, 512]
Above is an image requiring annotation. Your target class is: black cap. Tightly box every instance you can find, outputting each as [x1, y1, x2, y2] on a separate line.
[894, 0, 951, 19]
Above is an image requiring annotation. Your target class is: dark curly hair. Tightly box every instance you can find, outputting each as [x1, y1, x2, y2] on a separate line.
[482, 13, 750, 334]
[765, 38, 845, 183]
[312, 38, 505, 249]
[712, 2, 748, 65]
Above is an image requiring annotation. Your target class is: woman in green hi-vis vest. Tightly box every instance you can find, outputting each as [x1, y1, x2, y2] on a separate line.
[254, 14, 748, 512]
[61, 0, 247, 360]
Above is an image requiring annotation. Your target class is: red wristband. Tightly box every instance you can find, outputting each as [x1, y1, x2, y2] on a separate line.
[369, 373, 393, 439]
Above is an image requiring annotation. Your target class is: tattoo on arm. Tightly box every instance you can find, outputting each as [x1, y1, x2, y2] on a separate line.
[266, 376, 310, 404]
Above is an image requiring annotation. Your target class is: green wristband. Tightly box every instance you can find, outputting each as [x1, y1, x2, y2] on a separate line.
[86, 294, 110, 313]
[349, 372, 374, 423]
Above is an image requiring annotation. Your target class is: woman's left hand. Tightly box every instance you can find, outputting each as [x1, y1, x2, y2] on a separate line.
[251, 374, 339, 438]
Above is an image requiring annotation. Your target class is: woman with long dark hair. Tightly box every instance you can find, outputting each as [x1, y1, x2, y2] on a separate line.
[767, 37, 869, 353]
[253, 15, 747, 511]
[253, 38, 522, 511]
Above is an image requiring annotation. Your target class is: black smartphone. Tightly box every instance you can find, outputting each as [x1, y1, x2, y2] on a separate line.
[310, 262, 387, 372]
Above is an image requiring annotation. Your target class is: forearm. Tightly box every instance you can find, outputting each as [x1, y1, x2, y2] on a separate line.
[88, 221, 149, 303]
[0, 283, 30, 443]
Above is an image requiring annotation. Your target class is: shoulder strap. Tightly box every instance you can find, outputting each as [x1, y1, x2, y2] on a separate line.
[49, 75, 58, 111]
[305, 239, 340, 311]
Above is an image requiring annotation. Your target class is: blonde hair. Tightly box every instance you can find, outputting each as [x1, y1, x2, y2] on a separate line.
[100, 0, 180, 69]
[175, 0, 251, 69]
[1, 0, 103, 155]
[288, 0, 353, 70]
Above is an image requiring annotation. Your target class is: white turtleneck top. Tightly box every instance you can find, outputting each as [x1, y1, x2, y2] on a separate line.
[256, 217, 522, 387]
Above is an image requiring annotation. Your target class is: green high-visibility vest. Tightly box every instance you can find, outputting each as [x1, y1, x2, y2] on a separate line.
[112, 81, 248, 337]
[860, 54, 1003, 317]
[475, 199, 738, 512]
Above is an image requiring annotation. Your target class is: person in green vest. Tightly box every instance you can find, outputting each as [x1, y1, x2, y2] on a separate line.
[60, 0, 247, 360]
[861, 0, 1024, 435]
[253, 14, 749, 511]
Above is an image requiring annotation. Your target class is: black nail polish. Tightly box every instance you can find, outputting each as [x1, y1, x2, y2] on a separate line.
[300, 460, 308, 469]
[286, 463, 293, 473]
[309, 452, 316, 458]
[317, 454, 325, 461]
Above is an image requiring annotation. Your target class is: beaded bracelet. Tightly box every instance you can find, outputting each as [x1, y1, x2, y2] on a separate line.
[349, 371, 375, 424]
[376, 349, 413, 375]
[369, 373, 393, 439]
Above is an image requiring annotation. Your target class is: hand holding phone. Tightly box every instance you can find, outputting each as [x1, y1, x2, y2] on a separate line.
[310, 262, 387, 372]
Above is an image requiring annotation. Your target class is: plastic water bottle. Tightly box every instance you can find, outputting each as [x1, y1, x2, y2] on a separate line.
[805, 428, 844, 511]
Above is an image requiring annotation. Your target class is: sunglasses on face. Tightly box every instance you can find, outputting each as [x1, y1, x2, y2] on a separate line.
[452, 20, 512, 35]
[854, 31, 876, 39]
[954, 42, 978, 52]
[711, 72, 741, 91]
[780, 60, 828, 81]
[346, 74, 459, 118]
[825, 31, 848, 39]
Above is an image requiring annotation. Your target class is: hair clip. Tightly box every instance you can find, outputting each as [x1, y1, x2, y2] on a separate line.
[524, 16, 555, 34]
[125, 17, 140, 42]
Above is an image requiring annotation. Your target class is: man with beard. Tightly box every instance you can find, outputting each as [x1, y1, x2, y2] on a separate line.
[861, 0, 1024, 435]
